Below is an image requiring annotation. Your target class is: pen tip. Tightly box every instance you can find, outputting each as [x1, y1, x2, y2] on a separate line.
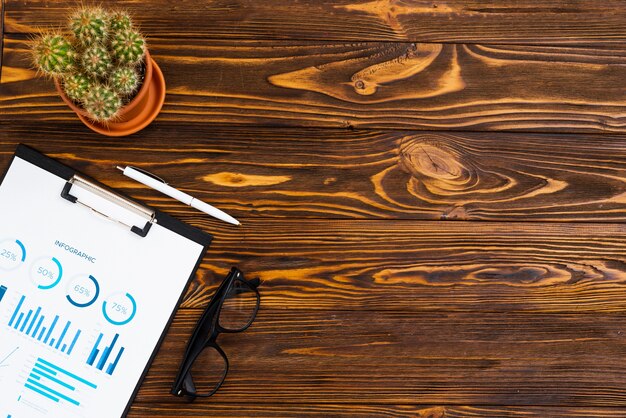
[115, 166, 124, 172]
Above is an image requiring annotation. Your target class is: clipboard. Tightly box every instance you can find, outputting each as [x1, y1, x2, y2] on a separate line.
[0, 145, 212, 418]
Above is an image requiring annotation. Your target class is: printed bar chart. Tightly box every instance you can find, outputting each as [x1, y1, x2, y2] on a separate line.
[67, 329, 81, 355]
[7, 295, 82, 355]
[87, 333, 125, 375]
[24, 357, 97, 406]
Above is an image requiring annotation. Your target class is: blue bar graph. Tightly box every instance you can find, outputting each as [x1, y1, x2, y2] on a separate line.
[32, 315, 45, 338]
[86, 333, 103, 366]
[44, 316, 59, 344]
[96, 333, 118, 370]
[24, 358, 97, 407]
[106, 347, 125, 375]
[87, 333, 125, 375]
[19, 310, 33, 332]
[8, 295, 24, 326]
[25, 307, 41, 335]
[7, 295, 82, 356]
[68, 330, 81, 355]
[0, 284, 7, 302]
[55, 321, 71, 349]
[13, 313, 23, 330]
[33, 362, 56, 376]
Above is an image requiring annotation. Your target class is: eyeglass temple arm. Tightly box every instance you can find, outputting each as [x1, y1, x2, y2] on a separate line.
[231, 267, 260, 289]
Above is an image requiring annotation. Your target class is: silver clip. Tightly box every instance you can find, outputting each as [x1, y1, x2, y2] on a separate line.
[62, 175, 156, 237]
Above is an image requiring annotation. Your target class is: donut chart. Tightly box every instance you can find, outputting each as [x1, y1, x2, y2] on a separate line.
[66, 275, 100, 308]
[0, 238, 26, 270]
[102, 292, 137, 326]
[31, 257, 63, 290]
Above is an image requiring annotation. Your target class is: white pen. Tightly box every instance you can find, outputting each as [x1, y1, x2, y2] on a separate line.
[116, 166, 241, 226]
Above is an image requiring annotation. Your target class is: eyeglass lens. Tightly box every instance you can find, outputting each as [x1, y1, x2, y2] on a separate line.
[218, 278, 258, 331]
[188, 345, 227, 396]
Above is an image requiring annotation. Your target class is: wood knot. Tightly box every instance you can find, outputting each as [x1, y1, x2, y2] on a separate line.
[399, 137, 475, 191]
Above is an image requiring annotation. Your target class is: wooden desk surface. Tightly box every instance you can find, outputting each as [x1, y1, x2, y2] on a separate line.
[2, 1, 626, 416]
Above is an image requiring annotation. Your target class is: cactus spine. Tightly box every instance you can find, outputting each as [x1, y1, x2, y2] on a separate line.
[109, 12, 133, 32]
[70, 7, 109, 46]
[32, 7, 149, 122]
[81, 44, 113, 78]
[111, 67, 140, 95]
[31, 34, 76, 76]
[81, 84, 122, 122]
[110, 29, 145, 65]
[62, 74, 90, 101]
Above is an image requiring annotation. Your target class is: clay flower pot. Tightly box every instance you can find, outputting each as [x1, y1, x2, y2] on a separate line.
[54, 50, 166, 137]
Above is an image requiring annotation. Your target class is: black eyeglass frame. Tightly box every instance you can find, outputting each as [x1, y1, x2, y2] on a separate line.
[171, 267, 260, 399]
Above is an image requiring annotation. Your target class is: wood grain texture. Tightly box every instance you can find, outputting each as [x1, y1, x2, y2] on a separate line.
[129, 404, 447, 417]
[2, 37, 626, 133]
[128, 404, 626, 417]
[131, 309, 626, 406]
[2, 129, 626, 313]
[0, 0, 4, 74]
[169, 220, 626, 313]
[5, 2, 626, 415]
[3, 122, 626, 222]
[6, 0, 626, 45]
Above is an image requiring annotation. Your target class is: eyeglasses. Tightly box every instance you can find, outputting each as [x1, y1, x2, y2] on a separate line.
[171, 267, 260, 399]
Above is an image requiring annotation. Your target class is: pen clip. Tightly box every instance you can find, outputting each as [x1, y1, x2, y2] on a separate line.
[128, 166, 168, 185]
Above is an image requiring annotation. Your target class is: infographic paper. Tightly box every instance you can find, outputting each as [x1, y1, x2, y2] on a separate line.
[0, 156, 205, 418]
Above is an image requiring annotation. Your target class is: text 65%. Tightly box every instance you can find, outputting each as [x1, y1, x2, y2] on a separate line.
[72, 285, 91, 297]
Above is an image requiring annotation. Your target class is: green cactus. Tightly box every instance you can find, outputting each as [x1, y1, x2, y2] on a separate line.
[81, 84, 122, 122]
[109, 11, 133, 32]
[110, 29, 145, 65]
[62, 73, 89, 101]
[69, 7, 109, 46]
[31, 6, 149, 124]
[81, 44, 113, 78]
[111, 67, 140, 95]
[31, 34, 76, 76]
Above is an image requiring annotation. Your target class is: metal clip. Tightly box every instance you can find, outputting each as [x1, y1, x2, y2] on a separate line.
[61, 175, 155, 237]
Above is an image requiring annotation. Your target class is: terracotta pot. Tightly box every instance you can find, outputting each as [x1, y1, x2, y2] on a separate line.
[54, 50, 166, 137]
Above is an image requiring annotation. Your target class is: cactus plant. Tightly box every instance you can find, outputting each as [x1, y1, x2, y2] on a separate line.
[111, 67, 140, 95]
[81, 44, 113, 78]
[31, 34, 76, 76]
[70, 7, 109, 46]
[31, 7, 152, 124]
[62, 74, 90, 101]
[109, 11, 133, 32]
[81, 84, 122, 122]
[110, 29, 145, 65]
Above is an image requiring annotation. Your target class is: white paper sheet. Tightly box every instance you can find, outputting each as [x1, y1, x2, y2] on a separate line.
[0, 156, 205, 417]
